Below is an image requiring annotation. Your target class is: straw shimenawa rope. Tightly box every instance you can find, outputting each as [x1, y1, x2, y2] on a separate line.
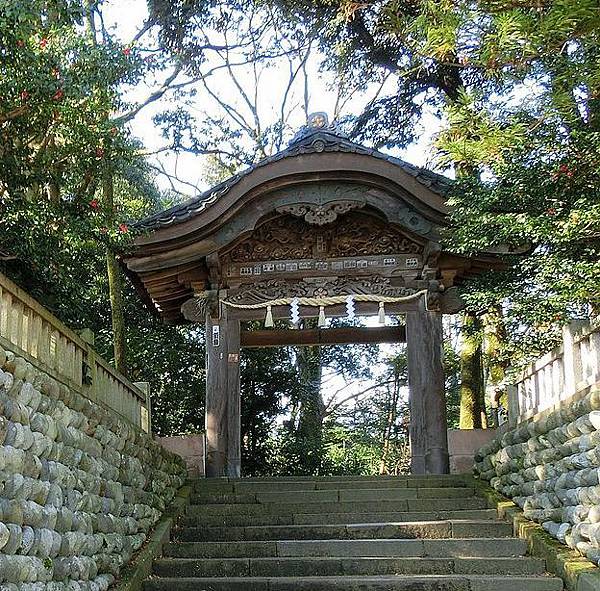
[219, 289, 429, 310]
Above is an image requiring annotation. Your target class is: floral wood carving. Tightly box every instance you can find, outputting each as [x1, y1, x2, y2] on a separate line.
[276, 200, 364, 226]
[222, 211, 422, 264]
[228, 276, 417, 306]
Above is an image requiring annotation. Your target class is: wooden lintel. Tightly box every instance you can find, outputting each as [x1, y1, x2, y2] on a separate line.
[241, 325, 405, 348]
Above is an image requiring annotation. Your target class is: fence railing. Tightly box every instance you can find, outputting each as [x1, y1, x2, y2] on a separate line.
[508, 319, 600, 425]
[0, 272, 150, 432]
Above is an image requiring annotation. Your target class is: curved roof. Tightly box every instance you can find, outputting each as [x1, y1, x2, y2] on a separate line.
[134, 127, 452, 232]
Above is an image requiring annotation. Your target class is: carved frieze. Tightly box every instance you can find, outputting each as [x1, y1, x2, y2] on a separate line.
[227, 276, 418, 306]
[224, 217, 315, 263]
[221, 211, 422, 264]
[329, 215, 420, 258]
[277, 201, 364, 226]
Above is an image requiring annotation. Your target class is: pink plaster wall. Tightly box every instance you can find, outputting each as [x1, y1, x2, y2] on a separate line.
[156, 434, 205, 477]
[447, 428, 498, 474]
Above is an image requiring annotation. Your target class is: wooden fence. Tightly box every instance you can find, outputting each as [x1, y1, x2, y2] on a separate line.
[0, 272, 150, 432]
[508, 319, 600, 425]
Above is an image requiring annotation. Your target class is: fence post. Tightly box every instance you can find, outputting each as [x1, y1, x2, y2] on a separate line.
[134, 381, 152, 435]
[79, 329, 97, 401]
[563, 323, 575, 399]
[507, 384, 519, 427]
[563, 322, 585, 399]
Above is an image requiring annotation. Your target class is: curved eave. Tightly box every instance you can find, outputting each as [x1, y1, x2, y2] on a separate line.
[134, 154, 449, 251]
[134, 129, 451, 235]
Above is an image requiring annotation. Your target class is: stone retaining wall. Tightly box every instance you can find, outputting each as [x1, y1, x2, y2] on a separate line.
[475, 382, 600, 566]
[0, 344, 187, 590]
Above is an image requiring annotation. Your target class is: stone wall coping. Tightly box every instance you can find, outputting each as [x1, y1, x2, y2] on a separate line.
[474, 478, 600, 591]
[112, 483, 192, 591]
[517, 382, 597, 435]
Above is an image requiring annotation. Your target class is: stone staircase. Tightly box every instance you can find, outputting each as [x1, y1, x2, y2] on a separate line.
[145, 474, 564, 591]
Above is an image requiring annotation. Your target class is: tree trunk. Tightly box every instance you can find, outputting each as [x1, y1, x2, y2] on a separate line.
[295, 319, 325, 473]
[459, 312, 486, 429]
[379, 373, 399, 475]
[484, 307, 508, 428]
[103, 171, 127, 375]
[106, 250, 126, 374]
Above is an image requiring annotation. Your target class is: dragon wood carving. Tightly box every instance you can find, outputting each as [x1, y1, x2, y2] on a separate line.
[222, 211, 422, 264]
[227, 276, 417, 306]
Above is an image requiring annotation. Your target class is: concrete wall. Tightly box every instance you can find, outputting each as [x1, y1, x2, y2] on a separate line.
[476, 381, 600, 567]
[156, 435, 205, 477]
[0, 344, 187, 589]
[447, 428, 497, 474]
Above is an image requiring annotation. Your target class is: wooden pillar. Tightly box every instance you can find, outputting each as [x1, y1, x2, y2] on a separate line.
[406, 301, 450, 475]
[226, 314, 241, 478]
[205, 305, 241, 477]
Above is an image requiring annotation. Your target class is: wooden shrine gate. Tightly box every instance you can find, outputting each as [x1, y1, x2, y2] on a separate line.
[123, 115, 502, 478]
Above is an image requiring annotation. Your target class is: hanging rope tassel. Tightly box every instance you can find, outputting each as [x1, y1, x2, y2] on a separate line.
[318, 306, 326, 327]
[264, 305, 274, 328]
[378, 301, 386, 325]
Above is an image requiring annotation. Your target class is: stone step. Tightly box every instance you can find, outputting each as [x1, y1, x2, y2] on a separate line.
[176, 520, 513, 542]
[192, 476, 473, 494]
[145, 574, 564, 591]
[190, 487, 475, 505]
[183, 509, 500, 527]
[165, 537, 527, 559]
[292, 509, 499, 526]
[186, 497, 489, 516]
[153, 556, 546, 578]
[234, 474, 469, 482]
[148, 476, 562, 591]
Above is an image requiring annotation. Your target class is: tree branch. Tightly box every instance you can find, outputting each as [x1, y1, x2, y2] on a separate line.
[324, 379, 399, 417]
[114, 64, 183, 125]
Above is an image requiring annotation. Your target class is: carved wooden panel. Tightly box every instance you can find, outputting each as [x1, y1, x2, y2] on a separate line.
[221, 211, 422, 265]
[226, 254, 421, 283]
[227, 276, 418, 306]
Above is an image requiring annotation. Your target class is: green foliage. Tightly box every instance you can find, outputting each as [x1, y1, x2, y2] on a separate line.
[240, 338, 302, 475]
[271, 0, 600, 360]
[441, 126, 600, 359]
[0, 0, 207, 439]
[443, 339, 461, 429]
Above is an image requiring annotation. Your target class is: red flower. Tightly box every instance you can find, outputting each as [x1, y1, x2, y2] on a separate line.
[118, 223, 128, 233]
[16, 40, 25, 48]
[52, 89, 64, 101]
[95, 147, 105, 159]
[20, 90, 30, 101]
[558, 164, 574, 178]
[123, 47, 131, 56]
[546, 208, 557, 216]
[89, 199, 99, 209]
[40, 38, 48, 49]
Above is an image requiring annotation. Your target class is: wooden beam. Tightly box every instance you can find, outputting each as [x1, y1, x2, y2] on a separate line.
[241, 326, 406, 348]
